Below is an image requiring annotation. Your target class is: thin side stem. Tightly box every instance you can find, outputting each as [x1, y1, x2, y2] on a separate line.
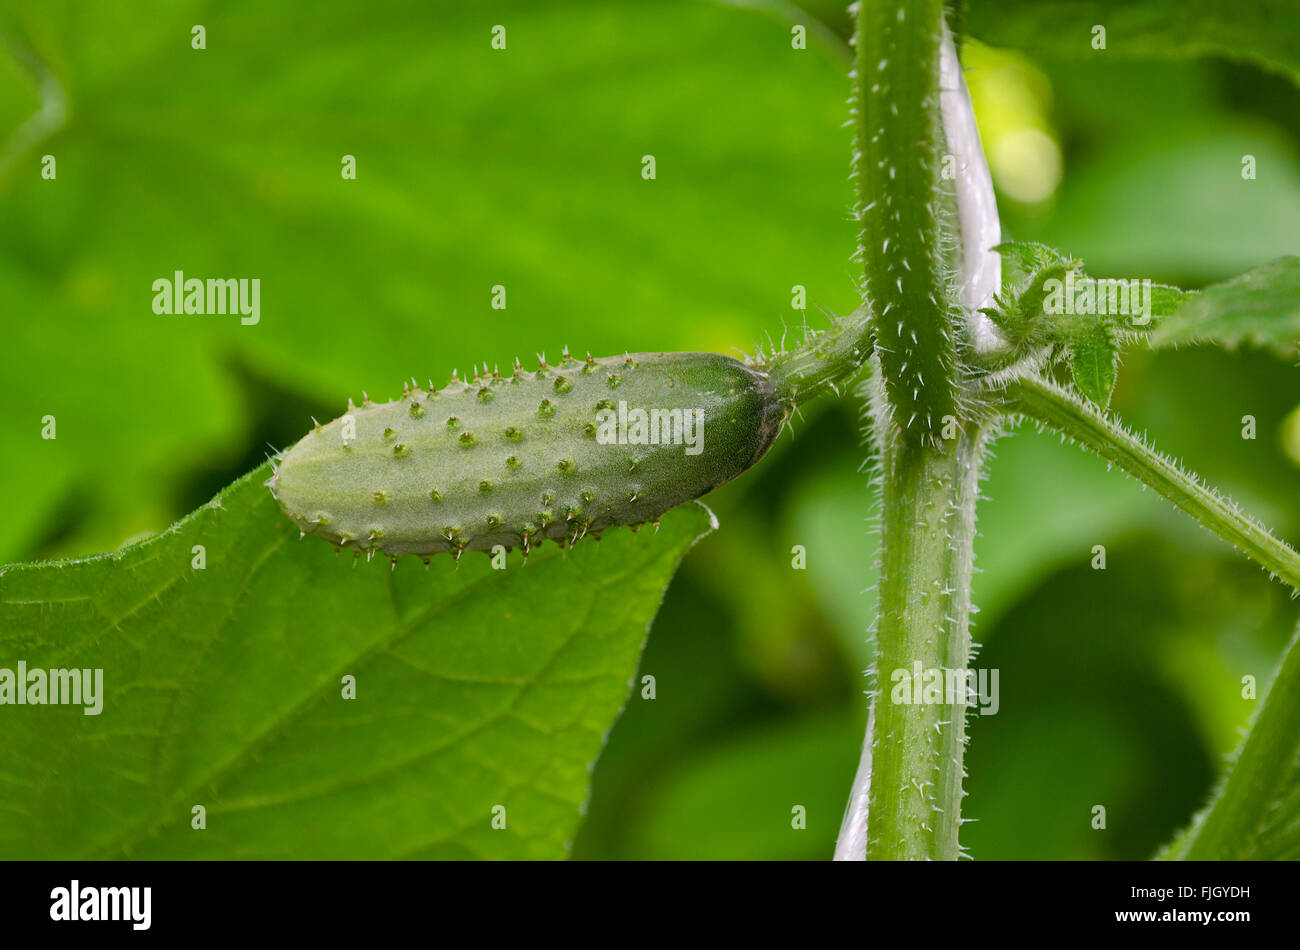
[768, 306, 871, 407]
[1005, 376, 1300, 591]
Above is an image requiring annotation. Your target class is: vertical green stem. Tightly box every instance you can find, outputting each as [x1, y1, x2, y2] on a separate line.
[855, 0, 956, 446]
[849, 0, 983, 860]
[867, 375, 988, 859]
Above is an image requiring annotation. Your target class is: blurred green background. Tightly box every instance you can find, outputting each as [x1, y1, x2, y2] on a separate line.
[1, 0, 1297, 859]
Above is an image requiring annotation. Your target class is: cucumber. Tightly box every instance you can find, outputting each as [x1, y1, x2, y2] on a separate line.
[268, 351, 787, 559]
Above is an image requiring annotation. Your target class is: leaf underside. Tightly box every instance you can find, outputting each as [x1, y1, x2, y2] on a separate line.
[0, 467, 713, 858]
[1150, 256, 1300, 357]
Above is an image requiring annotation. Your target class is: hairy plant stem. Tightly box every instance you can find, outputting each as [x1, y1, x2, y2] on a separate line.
[1005, 376, 1300, 591]
[774, 0, 994, 860]
[867, 377, 989, 859]
[850, 0, 995, 862]
[768, 306, 871, 407]
[836, 0, 985, 861]
[855, 0, 956, 445]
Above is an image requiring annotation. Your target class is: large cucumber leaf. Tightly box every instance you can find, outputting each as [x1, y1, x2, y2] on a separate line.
[0, 468, 713, 858]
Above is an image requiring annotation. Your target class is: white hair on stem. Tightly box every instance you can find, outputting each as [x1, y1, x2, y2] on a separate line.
[834, 21, 1003, 862]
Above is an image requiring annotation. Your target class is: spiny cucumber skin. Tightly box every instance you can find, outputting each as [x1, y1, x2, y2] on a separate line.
[269, 352, 786, 559]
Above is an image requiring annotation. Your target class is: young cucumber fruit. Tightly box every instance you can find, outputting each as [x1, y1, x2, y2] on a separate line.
[269, 351, 787, 559]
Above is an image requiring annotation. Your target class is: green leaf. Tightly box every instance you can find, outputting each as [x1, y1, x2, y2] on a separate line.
[0, 467, 713, 858]
[991, 244, 1194, 347]
[966, 1, 1300, 84]
[1149, 256, 1300, 357]
[1015, 264, 1072, 335]
[984, 245, 1074, 353]
[1161, 619, 1300, 859]
[1070, 322, 1120, 407]
[1145, 284, 1199, 325]
[991, 241, 1072, 282]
